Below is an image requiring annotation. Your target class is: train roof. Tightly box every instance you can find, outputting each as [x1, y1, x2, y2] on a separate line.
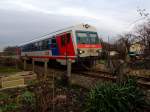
[19, 23, 97, 47]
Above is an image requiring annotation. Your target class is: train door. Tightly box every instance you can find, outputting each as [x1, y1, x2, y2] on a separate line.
[56, 32, 75, 58]
[50, 37, 59, 56]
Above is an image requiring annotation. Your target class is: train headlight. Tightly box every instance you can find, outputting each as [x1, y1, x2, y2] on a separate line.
[78, 50, 84, 54]
[97, 49, 102, 53]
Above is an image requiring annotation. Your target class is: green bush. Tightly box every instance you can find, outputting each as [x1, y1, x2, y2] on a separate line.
[0, 103, 18, 112]
[19, 91, 35, 110]
[85, 78, 148, 112]
[0, 92, 10, 100]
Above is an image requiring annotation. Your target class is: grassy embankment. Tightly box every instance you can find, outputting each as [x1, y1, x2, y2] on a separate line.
[0, 66, 21, 75]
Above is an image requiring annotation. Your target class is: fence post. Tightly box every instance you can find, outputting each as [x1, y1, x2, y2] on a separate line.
[32, 59, 35, 72]
[23, 59, 27, 70]
[67, 59, 72, 78]
[44, 60, 48, 78]
[15, 58, 18, 70]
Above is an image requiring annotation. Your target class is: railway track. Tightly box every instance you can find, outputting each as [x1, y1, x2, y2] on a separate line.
[26, 63, 150, 89]
[72, 70, 116, 82]
[74, 71, 150, 89]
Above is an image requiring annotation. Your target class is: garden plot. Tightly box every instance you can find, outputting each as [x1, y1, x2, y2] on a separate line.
[0, 71, 37, 89]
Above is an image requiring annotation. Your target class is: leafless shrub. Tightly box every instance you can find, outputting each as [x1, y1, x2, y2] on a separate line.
[3, 46, 17, 56]
[135, 20, 150, 57]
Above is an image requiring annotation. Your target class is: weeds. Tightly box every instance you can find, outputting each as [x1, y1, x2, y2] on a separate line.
[0, 103, 18, 112]
[85, 77, 148, 112]
[18, 91, 36, 110]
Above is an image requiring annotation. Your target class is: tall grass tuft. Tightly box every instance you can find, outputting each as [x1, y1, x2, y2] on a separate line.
[85, 77, 149, 112]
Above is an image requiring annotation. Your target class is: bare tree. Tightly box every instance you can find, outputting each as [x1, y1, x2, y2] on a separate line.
[3, 46, 17, 56]
[135, 8, 150, 57]
[115, 33, 136, 60]
[135, 20, 150, 57]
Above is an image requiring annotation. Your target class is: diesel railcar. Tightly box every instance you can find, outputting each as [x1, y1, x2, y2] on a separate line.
[17, 24, 102, 65]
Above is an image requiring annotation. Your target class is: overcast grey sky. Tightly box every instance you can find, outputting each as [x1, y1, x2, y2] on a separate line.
[0, 0, 150, 51]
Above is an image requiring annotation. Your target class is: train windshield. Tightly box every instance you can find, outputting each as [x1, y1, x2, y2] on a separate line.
[76, 31, 99, 44]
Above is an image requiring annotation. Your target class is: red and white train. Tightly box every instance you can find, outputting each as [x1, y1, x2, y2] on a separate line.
[18, 24, 102, 65]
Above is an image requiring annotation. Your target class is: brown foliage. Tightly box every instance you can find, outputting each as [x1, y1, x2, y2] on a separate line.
[3, 46, 17, 56]
[115, 33, 135, 60]
[135, 19, 150, 56]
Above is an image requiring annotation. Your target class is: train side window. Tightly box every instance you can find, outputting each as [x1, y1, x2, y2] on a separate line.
[39, 41, 42, 50]
[21, 46, 24, 52]
[46, 39, 49, 49]
[49, 39, 51, 44]
[25, 45, 28, 51]
[42, 40, 45, 50]
[28, 44, 30, 51]
[27, 44, 29, 51]
[31, 43, 34, 51]
[32, 43, 36, 51]
[66, 33, 71, 43]
[31, 44, 33, 51]
[51, 38, 57, 48]
[24, 45, 27, 52]
[35, 42, 38, 51]
[51, 38, 56, 44]
[41, 39, 49, 50]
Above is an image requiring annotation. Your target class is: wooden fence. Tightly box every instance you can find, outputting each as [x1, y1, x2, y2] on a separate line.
[0, 71, 36, 89]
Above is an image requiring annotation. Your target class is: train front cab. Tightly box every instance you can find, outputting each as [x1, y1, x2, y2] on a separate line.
[75, 30, 102, 65]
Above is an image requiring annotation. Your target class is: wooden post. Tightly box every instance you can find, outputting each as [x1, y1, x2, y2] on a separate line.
[32, 59, 35, 72]
[67, 59, 72, 78]
[23, 59, 27, 70]
[44, 60, 48, 78]
[15, 58, 18, 70]
[117, 59, 126, 83]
